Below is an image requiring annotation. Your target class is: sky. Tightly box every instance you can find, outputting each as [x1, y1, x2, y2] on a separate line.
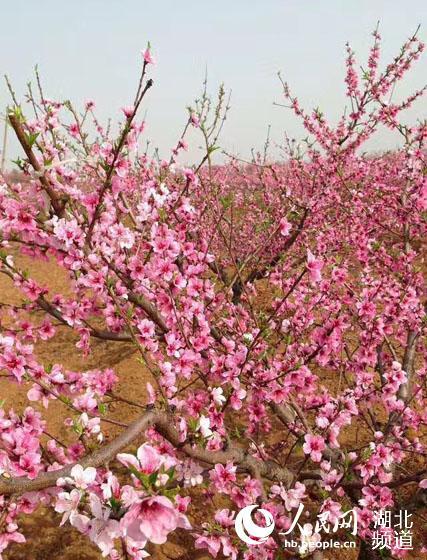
[0, 0, 426, 165]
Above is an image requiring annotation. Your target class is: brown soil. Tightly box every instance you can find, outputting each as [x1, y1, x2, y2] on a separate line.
[0, 255, 213, 559]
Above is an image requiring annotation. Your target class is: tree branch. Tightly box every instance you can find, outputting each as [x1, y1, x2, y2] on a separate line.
[8, 113, 66, 217]
[0, 409, 295, 496]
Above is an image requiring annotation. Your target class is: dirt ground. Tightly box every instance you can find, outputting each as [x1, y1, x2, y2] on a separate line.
[0, 255, 216, 560]
[0, 255, 425, 559]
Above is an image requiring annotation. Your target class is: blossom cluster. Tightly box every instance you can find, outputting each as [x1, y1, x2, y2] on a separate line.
[0, 30, 426, 559]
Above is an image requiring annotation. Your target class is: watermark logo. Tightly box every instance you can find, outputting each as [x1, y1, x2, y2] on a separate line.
[234, 505, 275, 545]
[234, 504, 414, 553]
[235, 503, 356, 549]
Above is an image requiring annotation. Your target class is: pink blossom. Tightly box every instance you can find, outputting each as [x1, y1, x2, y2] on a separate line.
[143, 47, 155, 65]
[87, 494, 121, 557]
[209, 462, 237, 493]
[122, 106, 135, 119]
[58, 464, 97, 489]
[279, 217, 292, 237]
[214, 509, 235, 527]
[55, 489, 82, 526]
[303, 434, 326, 463]
[306, 249, 323, 283]
[121, 495, 190, 545]
[194, 534, 221, 557]
[117, 443, 162, 474]
[190, 113, 200, 127]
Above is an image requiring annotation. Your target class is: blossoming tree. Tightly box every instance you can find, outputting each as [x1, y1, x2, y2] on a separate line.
[0, 31, 426, 560]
